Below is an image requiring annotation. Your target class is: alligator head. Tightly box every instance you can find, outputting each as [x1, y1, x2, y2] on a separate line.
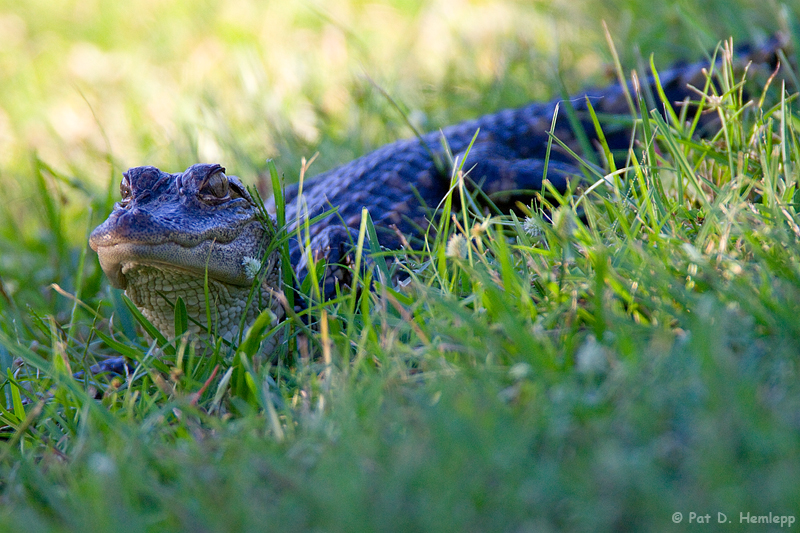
[89, 164, 282, 344]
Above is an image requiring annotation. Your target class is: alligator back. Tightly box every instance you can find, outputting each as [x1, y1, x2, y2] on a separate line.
[274, 38, 786, 284]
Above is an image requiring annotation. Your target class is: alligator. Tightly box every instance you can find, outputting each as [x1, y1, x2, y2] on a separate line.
[89, 39, 785, 358]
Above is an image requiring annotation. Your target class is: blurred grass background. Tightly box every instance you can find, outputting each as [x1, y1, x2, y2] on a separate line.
[1, 1, 800, 531]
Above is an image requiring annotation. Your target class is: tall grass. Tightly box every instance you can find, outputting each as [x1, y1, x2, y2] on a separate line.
[2, 1, 800, 531]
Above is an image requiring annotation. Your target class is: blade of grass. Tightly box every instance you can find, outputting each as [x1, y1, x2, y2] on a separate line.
[121, 295, 175, 356]
[174, 297, 188, 337]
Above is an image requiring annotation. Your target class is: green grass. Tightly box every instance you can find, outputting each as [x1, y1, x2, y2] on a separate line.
[2, 1, 800, 531]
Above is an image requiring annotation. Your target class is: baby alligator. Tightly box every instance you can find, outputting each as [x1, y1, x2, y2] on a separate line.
[89, 39, 784, 353]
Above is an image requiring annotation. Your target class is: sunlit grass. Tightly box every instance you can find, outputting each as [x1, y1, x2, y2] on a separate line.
[2, 0, 800, 531]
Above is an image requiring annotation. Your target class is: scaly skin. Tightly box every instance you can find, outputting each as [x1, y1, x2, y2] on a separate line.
[90, 40, 784, 350]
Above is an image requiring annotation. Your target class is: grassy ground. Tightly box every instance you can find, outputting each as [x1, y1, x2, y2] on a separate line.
[2, 0, 800, 531]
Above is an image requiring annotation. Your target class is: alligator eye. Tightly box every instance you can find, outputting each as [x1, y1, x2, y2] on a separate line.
[201, 170, 230, 199]
[119, 179, 132, 206]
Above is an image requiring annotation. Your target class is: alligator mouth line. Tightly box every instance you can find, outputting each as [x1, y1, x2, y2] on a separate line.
[93, 241, 255, 290]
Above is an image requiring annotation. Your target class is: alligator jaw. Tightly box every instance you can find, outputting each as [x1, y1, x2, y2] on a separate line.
[92, 237, 262, 291]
